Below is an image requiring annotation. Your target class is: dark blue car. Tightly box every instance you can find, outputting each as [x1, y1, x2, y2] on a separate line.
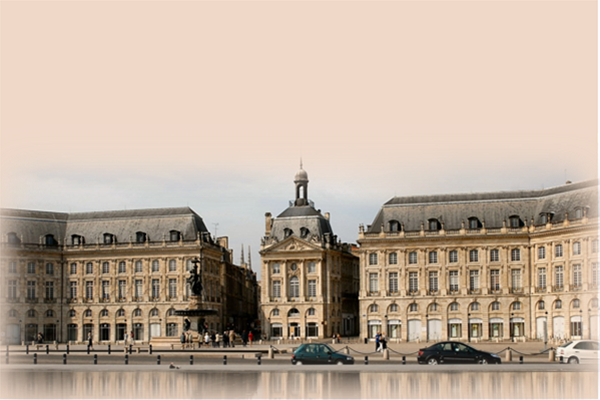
[291, 343, 354, 365]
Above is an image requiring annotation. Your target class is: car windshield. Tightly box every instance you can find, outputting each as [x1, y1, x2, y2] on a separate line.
[559, 341, 573, 348]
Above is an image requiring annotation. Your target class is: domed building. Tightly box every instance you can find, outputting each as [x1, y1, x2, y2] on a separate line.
[260, 166, 359, 339]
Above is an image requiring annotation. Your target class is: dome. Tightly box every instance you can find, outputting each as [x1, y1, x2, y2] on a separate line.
[294, 168, 308, 182]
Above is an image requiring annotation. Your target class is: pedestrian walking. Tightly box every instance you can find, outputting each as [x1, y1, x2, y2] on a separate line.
[204, 332, 210, 347]
[216, 332, 221, 348]
[375, 332, 381, 352]
[381, 333, 387, 351]
[242, 330, 248, 347]
[248, 331, 254, 347]
[211, 332, 217, 348]
[223, 331, 229, 348]
[87, 332, 94, 351]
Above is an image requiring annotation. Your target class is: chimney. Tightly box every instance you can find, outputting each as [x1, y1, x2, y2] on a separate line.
[325, 212, 330, 221]
[217, 236, 229, 249]
[265, 212, 272, 235]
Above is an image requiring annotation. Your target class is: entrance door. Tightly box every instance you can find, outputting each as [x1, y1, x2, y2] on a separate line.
[150, 323, 161, 339]
[553, 316, 565, 340]
[408, 320, 421, 341]
[536, 317, 547, 341]
[6, 324, 20, 345]
[427, 319, 442, 341]
[590, 316, 598, 340]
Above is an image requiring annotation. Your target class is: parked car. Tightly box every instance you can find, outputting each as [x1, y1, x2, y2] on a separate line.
[556, 340, 599, 364]
[291, 343, 354, 365]
[417, 341, 502, 365]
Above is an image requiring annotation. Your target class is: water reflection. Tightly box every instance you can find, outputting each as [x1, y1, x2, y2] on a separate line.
[0, 370, 597, 399]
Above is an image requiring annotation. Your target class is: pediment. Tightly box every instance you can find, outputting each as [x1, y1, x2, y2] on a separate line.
[264, 236, 322, 253]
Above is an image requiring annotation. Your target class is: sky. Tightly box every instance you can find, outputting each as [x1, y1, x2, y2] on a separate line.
[1, 0, 597, 281]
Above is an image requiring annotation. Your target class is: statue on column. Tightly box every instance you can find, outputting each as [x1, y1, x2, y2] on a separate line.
[187, 257, 203, 296]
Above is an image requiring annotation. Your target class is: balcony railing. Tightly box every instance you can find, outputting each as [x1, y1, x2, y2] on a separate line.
[117, 297, 126, 302]
[133, 297, 142, 302]
[571, 285, 582, 291]
[67, 298, 77, 303]
[26, 297, 38, 303]
[367, 291, 380, 297]
[427, 289, 439, 296]
[44, 298, 56, 303]
[151, 297, 160, 302]
[100, 297, 110, 303]
[468, 289, 481, 295]
[448, 289, 459, 295]
[510, 288, 524, 294]
[552, 285, 564, 292]
[83, 298, 93, 303]
[490, 289, 502, 294]
[6, 297, 19, 303]
[408, 289, 418, 296]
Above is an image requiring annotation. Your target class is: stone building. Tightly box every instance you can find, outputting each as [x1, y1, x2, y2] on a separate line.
[0, 207, 258, 344]
[358, 180, 599, 342]
[260, 166, 359, 339]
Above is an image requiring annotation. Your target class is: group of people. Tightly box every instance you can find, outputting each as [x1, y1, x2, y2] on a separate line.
[332, 333, 342, 343]
[180, 329, 255, 348]
[374, 332, 387, 352]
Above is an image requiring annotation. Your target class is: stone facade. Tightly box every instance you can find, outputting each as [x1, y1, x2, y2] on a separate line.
[260, 167, 359, 339]
[358, 180, 599, 342]
[0, 207, 258, 344]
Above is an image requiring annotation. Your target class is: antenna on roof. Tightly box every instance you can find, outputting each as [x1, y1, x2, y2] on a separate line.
[300, 157, 303, 169]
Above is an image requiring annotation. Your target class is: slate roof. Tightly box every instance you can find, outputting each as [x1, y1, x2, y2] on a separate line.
[367, 180, 598, 233]
[270, 204, 334, 243]
[1, 207, 209, 245]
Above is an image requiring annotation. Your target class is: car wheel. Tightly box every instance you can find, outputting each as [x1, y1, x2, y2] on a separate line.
[427, 357, 439, 365]
[336, 360, 344, 365]
[479, 358, 488, 365]
[568, 357, 579, 365]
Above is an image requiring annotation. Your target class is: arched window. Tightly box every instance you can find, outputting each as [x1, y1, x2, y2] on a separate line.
[117, 309, 125, 317]
[428, 251, 438, 264]
[389, 304, 398, 313]
[449, 302, 459, 311]
[538, 301, 545, 310]
[7, 232, 20, 244]
[408, 252, 418, 264]
[300, 227, 310, 238]
[389, 220, 401, 232]
[150, 308, 159, 317]
[272, 309, 280, 317]
[491, 301, 500, 311]
[369, 304, 378, 313]
[428, 303, 438, 312]
[8, 309, 18, 318]
[554, 300, 562, 309]
[100, 309, 109, 317]
[307, 308, 315, 316]
[289, 277, 299, 298]
[409, 303, 418, 312]
[470, 302, 480, 311]
[27, 310, 36, 318]
[133, 308, 142, 317]
[84, 309, 92, 317]
[509, 215, 522, 228]
[428, 219, 441, 231]
[68, 310, 76, 317]
[45, 310, 54, 318]
[103, 233, 115, 244]
[283, 228, 293, 238]
[136, 232, 147, 243]
[572, 299, 580, 309]
[288, 308, 300, 318]
[574, 208, 583, 219]
[152, 260, 160, 272]
[512, 302, 521, 311]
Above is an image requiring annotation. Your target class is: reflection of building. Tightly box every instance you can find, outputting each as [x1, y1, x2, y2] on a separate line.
[260, 166, 359, 339]
[0, 207, 258, 344]
[358, 180, 598, 342]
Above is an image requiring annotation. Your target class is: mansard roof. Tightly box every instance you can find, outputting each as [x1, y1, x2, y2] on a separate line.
[1, 206, 210, 245]
[367, 179, 598, 233]
[271, 204, 334, 242]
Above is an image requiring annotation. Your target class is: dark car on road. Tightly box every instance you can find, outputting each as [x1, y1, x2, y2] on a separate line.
[417, 341, 502, 365]
[291, 343, 354, 365]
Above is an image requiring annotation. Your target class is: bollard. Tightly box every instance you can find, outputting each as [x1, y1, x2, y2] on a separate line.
[505, 348, 512, 362]
[66, 345, 70, 355]
[46, 345, 49, 355]
[124, 354, 129, 365]
[26, 345, 29, 355]
[33, 353, 37, 364]
[149, 345, 153, 355]
[5, 347, 8, 365]
[402, 356, 406, 365]
[549, 349, 556, 362]
[258, 354, 262, 365]
[364, 356, 368, 365]
[190, 355, 194, 365]
[157, 355, 161, 365]
[93, 354, 97, 365]
[108, 344, 111, 355]
[519, 355, 523, 364]
[87, 345, 91, 355]
[382, 349, 389, 360]
[63, 354, 67, 365]
[223, 355, 227, 365]
[129, 344, 132, 355]
[268, 347, 274, 359]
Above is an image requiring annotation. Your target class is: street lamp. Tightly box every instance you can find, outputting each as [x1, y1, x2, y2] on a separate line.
[467, 313, 471, 343]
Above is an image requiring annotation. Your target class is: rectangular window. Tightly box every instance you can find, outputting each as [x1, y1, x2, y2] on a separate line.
[27, 281, 36, 299]
[388, 272, 398, 293]
[151, 279, 160, 299]
[85, 281, 94, 300]
[572, 264, 582, 288]
[45, 263, 54, 275]
[369, 273, 379, 293]
[135, 261, 143, 273]
[429, 271, 438, 292]
[369, 253, 378, 265]
[408, 252, 417, 264]
[118, 280, 126, 299]
[571, 320, 582, 337]
[388, 253, 398, 265]
[490, 249, 499, 262]
[538, 246, 546, 260]
[573, 242, 581, 256]
[152, 260, 159, 272]
[272, 263, 280, 274]
[45, 281, 54, 300]
[538, 268, 546, 289]
[449, 271, 459, 292]
[70, 263, 77, 275]
[8, 261, 17, 273]
[408, 272, 418, 293]
[592, 240, 599, 254]
[168, 260, 176, 272]
[449, 250, 458, 263]
[555, 266, 564, 289]
[490, 269, 500, 291]
[308, 279, 316, 297]
[511, 249, 521, 262]
[511, 270, 522, 291]
[469, 250, 478, 263]
[8, 280, 17, 298]
[469, 270, 479, 291]
[102, 262, 109, 274]
[27, 262, 36, 274]
[102, 280, 110, 300]
[134, 279, 143, 299]
[168, 279, 177, 299]
[118, 261, 126, 273]
[306, 262, 316, 273]
[86, 263, 93, 274]
[272, 281, 281, 298]
[555, 244, 563, 258]
[592, 263, 599, 286]
[428, 251, 438, 264]
[69, 281, 77, 299]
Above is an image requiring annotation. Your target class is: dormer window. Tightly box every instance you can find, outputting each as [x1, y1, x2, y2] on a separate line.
[300, 227, 310, 238]
[169, 230, 181, 241]
[71, 235, 84, 246]
[7, 232, 20, 244]
[574, 208, 583, 219]
[284, 228, 293, 238]
[428, 219, 441, 231]
[540, 213, 553, 224]
[136, 232, 147, 243]
[389, 220, 401, 232]
[44, 234, 58, 246]
[509, 215, 523, 228]
[103, 233, 115, 244]
[468, 217, 481, 229]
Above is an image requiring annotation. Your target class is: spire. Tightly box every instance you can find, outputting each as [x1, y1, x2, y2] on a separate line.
[248, 245, 252, 270]
[240, 244, 245, 265]
[300, 158, 303, 170]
